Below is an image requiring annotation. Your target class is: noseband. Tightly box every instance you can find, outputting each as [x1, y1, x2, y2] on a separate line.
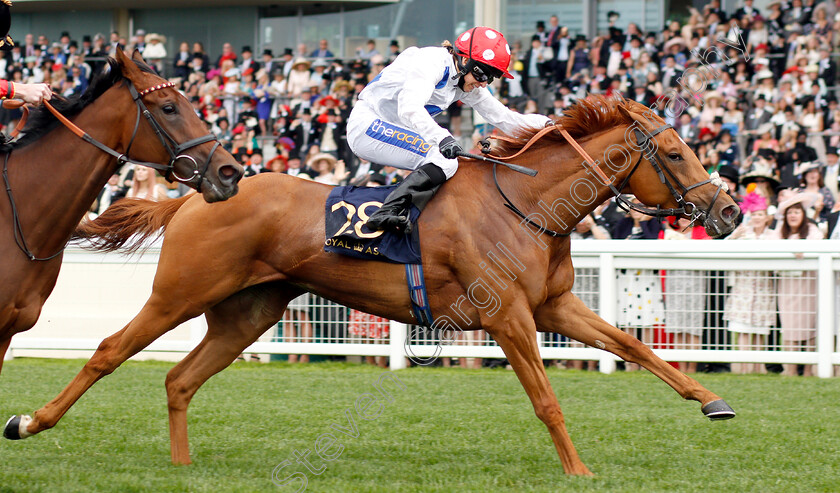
[43, 79, 221, 191]
[607, 123, 725, 227]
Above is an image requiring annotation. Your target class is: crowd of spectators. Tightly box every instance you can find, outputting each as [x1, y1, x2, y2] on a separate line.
[6, 0, 840, 372]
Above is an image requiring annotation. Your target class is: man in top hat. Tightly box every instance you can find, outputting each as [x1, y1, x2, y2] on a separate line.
[288, 107, 321, 159]
[81, 34, 93, 56]
[0, 1, 51, 104]
[281, 47, 295, 77]
[239, 45, 258, 74]
[261, 49, 275, 75]
[548, 22, 570, 83]
[387, 39, 400, 64]
[522, 34, 553, 109]
[534, 20, 549, 45]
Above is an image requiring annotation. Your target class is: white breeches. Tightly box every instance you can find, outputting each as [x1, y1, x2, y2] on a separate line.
[346, 101, 459, 179]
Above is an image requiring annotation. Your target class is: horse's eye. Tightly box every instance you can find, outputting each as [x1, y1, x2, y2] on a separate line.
[668, 153, 682, 161]
[162, 103, 177, 115]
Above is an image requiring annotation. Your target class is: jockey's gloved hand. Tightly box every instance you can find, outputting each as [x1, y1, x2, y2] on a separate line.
[439, 136, 463, 160]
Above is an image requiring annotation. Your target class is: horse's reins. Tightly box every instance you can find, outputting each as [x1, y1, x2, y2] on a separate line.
[3, 79, 222, 261]
[479, 120, 727, 237]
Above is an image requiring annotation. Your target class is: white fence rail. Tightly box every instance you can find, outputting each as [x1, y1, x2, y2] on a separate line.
[8, 241, 840, 377]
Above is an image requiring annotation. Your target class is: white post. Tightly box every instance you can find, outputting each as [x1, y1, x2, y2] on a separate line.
[598, 253, 618, 374]
[389, 320, 407, 370]
[817, 254, 833, 378]
[190, 315, 207, 349]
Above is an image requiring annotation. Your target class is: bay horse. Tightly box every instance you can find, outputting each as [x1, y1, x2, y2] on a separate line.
[4, 97, 739, 475]
[0, 49, 243, 378]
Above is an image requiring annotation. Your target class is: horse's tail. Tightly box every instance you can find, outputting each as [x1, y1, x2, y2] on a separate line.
[72, 195, 192, 253]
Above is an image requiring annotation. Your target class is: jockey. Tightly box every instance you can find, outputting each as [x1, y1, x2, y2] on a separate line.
[0, 0, 51, 104]
[347, 26, 551, 233]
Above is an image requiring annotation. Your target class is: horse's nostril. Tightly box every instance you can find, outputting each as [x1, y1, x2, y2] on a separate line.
[720, 204, 739, 225]
[219, 164, 242, 184]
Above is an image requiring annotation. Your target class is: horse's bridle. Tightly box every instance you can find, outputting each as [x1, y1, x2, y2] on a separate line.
[43, 79, 221, 190]
[487, 120, 727, 237]
[4, 78, 222, 261]
[606, 123, 725, 227]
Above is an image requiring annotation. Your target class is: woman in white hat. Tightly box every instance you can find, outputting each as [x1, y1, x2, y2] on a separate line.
[751, 122, 779, 154]
[698, 90, 724, 129]
[793, 161, 834, 222]
[770, 194, 824, 377]
[307, 152, 348, 185]
[286, 57, 311, 101]
[142, 33, 167, 74]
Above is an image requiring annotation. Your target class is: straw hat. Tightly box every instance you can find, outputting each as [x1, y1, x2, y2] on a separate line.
[704, 90, 723, 104]
[306, 152, 337, 169]
[664, 37, 686, 50]
[332, 79, 353, 92]
[776, 192, 818, 218]
[292, 57, 311, 70]
[756, 121, 775, 136]
[756, 69, 774, 81]
[793, 161, 823, 176]
[146, 33, 166, 44]
[740, 168, 780, 189]
[311, 58, 329, 68]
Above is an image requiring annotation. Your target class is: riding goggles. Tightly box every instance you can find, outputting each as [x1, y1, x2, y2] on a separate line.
[470, 63, 503, 84]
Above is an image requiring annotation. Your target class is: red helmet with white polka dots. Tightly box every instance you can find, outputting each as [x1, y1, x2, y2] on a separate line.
[453, 27, 513, 79]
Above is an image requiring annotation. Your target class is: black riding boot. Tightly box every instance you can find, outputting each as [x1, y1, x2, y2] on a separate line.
[366, 163, 447, 234]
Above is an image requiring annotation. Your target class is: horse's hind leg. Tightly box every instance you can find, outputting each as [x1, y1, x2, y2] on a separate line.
[166, 284, 297, 465]
[534, 292, 735, 419]
[486, 306, 593, 476]
[4, 293, 204, 440]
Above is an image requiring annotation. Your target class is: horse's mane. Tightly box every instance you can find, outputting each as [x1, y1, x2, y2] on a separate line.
[12, 56, 158, 148]
[492, 95, 635, 158]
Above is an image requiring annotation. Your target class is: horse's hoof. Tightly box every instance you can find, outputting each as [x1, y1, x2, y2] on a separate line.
[701, 399, 735, 420]
[3, 414, 33, 440]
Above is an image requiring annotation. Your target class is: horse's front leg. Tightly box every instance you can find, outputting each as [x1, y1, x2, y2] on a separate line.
[0, 335, 11, 376]
[534, 292, 735, 419]
[485, 306, 593, 476]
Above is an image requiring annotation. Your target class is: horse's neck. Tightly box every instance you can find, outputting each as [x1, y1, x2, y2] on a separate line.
[6, 94, 128, 254]
[520, 126, 633, 233]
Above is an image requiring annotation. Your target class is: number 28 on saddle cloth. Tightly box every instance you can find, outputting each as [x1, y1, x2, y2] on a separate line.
[324, 184, 423, 264]
[324, 184, 434, 327]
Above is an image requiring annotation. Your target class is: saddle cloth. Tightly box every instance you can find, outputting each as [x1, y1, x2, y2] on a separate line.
[324, 184, 422, 264]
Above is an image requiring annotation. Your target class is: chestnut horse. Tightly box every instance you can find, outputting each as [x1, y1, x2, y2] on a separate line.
[5, 97, 738, 475]
[0, 49, 243, 377]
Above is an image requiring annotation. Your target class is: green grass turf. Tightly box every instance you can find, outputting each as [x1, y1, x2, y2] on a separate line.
[0, 359, 838, 492]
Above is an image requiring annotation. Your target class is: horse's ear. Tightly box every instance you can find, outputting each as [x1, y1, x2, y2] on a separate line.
[114, 47, 131, 67]
[131, 49, 147, 64]
[617, 103, 635, 123]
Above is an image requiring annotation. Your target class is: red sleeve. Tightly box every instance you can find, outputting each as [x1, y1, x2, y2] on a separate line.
[0, 80, 9, 99]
